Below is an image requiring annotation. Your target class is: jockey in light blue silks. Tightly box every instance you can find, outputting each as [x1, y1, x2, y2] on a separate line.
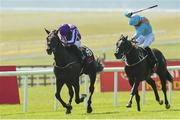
[125, 13, 158, 71]
[58, 24, 85, 62]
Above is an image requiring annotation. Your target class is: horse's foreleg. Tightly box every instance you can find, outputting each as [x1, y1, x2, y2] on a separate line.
[146, 77, 163, 105]
[73, 78, 85, 104]
[55, 80, 68, 109]
[87, 73, 96, 113]
[126, 80, 140, 109]
[65, 83, 74, 114]
[126, 78, 134, 108]
[135, 91, 141, 111]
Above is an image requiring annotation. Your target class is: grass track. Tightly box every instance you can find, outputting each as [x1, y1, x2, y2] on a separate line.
[0, 84, 180, 119]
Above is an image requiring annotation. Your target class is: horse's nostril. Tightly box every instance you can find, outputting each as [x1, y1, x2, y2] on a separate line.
[46, 49, 52, 55]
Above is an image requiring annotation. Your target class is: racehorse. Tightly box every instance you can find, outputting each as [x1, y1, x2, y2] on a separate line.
[45, 29, 103, 114]
[114, 35, 173, 111]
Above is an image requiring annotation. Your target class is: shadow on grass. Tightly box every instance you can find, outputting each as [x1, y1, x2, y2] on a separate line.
[82, 111, 120, 115]
[143, 109, 180, 112]
[1, 110, 56, 117]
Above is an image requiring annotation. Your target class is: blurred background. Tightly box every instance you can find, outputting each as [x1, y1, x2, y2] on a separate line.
[0, 0, 180, 65]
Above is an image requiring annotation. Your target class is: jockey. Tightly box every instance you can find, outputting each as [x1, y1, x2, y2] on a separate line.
[58, 24, 85, 62]
[125, 12, 158, 72]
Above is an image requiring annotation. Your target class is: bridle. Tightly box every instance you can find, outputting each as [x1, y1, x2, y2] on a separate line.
[117, 38, 148, 67]
[47, 30, 79, 70]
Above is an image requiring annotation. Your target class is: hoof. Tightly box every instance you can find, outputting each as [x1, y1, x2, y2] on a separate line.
[166, 104, 170, 109]
[126, 103, 132, 108]
[137, 106, 141, 111]
[159, 100, 163, 105]
[66, 104, 72, 114]
[67, 104, 72, 110]
[87, 106, 93, 113]
[66, 109, 71, 114]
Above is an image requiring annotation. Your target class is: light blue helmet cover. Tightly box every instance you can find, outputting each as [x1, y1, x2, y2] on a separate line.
[129, 15, 141, 26]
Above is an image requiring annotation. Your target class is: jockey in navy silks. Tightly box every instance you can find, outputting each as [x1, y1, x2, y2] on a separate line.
[58, 24, 85, 62]
[125, 13, 158, 71]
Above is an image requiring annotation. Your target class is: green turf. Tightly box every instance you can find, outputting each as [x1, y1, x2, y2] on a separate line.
[0, 83, 180, 119]
[0, 11, 180, 65]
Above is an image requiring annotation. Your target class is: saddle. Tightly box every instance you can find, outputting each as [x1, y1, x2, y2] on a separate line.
[65, 45, 95, 65]
[138, 47, 158, 71]
[80, 46, 95, 64]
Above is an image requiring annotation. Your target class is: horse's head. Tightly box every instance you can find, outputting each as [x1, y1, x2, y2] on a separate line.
[45, 28, 61, 55]
[114, 35, 133, 59]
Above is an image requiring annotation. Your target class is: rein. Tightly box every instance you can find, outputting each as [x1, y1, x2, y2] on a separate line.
[125, 55, 148, 67]
[54, 61, 78, 69]
[123, 45, 148, 67]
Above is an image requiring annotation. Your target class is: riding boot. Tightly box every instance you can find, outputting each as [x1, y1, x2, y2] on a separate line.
[145, 47, 158, 72]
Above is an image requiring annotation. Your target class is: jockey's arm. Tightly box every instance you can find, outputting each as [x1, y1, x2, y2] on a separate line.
[133, 25, 146, 45]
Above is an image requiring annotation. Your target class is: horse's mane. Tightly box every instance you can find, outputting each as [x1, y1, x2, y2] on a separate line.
[64, 45, 79, 55]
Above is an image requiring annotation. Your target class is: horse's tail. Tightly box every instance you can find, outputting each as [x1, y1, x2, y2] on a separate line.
[153, 48, 173, 83]
[166, 70, 173, 83]
[95, 57, 104, 73]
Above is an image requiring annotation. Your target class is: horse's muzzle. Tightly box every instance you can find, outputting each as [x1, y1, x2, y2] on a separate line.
[114, 52, 122, 59]
[46, 48, 52, 55]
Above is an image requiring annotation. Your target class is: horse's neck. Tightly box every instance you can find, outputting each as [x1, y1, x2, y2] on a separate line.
[126, 47, 141, 65]
[53, 45, 71, 66]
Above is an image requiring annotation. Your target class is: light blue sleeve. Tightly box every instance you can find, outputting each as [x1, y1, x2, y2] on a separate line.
[134, 25, 145, 39]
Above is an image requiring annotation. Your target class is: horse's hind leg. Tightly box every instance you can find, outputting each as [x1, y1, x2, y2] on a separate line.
[146, 77, 163, 105]
[87, 72, 96, 113]
[65, 83, 74, 114]
[158, 73, 170, 109]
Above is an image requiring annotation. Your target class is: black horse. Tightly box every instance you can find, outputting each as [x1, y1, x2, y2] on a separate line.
[114, 35, 173, 111]
[45, 29, 103, 114]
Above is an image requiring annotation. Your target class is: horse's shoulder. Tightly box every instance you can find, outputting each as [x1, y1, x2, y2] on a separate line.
[152, 48, 163, 57]
[137, 47, 147, 56]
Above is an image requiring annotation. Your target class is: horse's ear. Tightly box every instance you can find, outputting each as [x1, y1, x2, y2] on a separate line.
[44, 28, 50, 34]
[120, 34, 124, 38]
[125, 35, 128, 40]
[119, 34, 124, 40]
[55, 30, 58, 35]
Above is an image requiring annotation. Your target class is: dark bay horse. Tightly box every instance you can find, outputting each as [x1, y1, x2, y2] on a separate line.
[45, 29, 103, 114]
[114, 35, 173, 111]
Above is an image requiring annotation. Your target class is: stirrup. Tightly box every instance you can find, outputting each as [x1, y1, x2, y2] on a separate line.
[152, 63, 158, 72]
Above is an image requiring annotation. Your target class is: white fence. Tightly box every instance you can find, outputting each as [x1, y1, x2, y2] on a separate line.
[0, 66, 180, 112]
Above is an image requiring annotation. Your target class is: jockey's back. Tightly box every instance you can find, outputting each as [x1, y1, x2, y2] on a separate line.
[58, 24, 81, 47]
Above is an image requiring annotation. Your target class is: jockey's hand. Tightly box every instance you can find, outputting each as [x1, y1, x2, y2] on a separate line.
[125, 12, 133, 18]
[131, 37, 135, 41]
[130, 38, 138, 47]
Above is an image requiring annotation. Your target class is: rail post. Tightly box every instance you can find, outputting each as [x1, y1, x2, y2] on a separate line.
[142, 81, 146, 104]
[23, 75, 28, 112]
[114, 72, 118, 106]
[54, 77, 58, 111]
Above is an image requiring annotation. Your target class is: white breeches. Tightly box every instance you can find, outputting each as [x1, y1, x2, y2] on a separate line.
[136, 33, 154, 48]
[74, 40, 81, 48]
